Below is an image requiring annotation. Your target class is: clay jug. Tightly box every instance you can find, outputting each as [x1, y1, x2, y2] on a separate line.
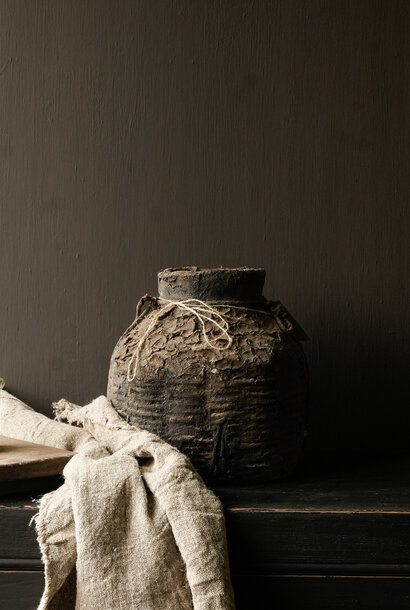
[107, 267, 308, 483]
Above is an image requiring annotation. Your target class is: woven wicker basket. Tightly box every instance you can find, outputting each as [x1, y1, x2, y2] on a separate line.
[107, 267, 308, 483]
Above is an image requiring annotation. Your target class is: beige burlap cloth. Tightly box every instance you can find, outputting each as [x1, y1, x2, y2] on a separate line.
[0, 390, 235, 610]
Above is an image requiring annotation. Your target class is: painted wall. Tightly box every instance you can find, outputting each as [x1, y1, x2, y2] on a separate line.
[0, 0, 408, 459]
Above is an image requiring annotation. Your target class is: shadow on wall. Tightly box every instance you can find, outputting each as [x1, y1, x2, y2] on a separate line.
[305, 316, 410, 461]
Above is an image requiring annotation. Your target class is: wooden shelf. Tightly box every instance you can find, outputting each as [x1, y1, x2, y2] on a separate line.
[1, 459, 409, 609]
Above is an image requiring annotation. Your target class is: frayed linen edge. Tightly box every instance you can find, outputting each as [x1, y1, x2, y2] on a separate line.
[30, 494, 61, 610]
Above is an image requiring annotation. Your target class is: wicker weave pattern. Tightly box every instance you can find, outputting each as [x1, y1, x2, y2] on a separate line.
[108, 301, 308, 483]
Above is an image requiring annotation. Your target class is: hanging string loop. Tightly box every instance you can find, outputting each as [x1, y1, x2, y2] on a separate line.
[125, 297, 289, 383]
[127, 298, 237, 382]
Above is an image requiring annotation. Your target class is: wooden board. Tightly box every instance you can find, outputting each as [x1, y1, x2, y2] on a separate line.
[0, 460, 410, 610]
[1, 458, 409, 566]
[0, 436, 73, 481]
[231, 574, 410, 610]
[2, 571, 410, 610]
[1, 459, 410, 609]
[0, 572, 44, 610]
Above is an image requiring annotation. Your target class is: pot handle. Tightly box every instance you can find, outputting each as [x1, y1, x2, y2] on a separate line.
[268, 301, 309, 341]
[135, 293, 158, 318]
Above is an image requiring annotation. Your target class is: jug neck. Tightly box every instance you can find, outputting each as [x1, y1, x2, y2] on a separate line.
[157, 267, 266, 303]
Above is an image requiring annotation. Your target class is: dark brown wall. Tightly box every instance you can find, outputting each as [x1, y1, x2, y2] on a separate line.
[0, 0, 408, 459]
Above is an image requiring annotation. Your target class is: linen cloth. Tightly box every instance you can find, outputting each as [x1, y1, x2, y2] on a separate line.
[0, 390, 235, 610]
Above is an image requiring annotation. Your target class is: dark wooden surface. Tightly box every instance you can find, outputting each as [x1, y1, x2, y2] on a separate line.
[0, 0, 409, 463]
[232, 574, 410, 610]
[0, 572, 44, 610]
[1, 460, 409, 608]
[2, 572, 410, 610]
[2, 571, 410, 610]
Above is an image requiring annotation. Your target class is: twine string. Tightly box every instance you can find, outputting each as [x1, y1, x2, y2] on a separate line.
[126, 297, 277, 382]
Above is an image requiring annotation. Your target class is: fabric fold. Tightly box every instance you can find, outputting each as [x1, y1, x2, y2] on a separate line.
[0, 390, 235, 610]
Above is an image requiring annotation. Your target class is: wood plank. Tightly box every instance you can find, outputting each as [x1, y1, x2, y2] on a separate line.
[232, 574, 410, 610]
[1, 496, 409, 567]
[1, 461, 409, 567]
[213, 459, 410, 512]
[1, 571, 410, 610]
[0, 475, 63, 497]
[0, 502, 40, 561]
[225, 510, 410, 568]
[0, 436, 73, 481]
[0, 571, 44, 610]
[0, 462, 409, 608]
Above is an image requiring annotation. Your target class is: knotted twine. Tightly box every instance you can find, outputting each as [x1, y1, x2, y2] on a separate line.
[127, 297, 275, 382]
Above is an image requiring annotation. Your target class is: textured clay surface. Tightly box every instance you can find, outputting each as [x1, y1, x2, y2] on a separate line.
[108, 297, 308, 483]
